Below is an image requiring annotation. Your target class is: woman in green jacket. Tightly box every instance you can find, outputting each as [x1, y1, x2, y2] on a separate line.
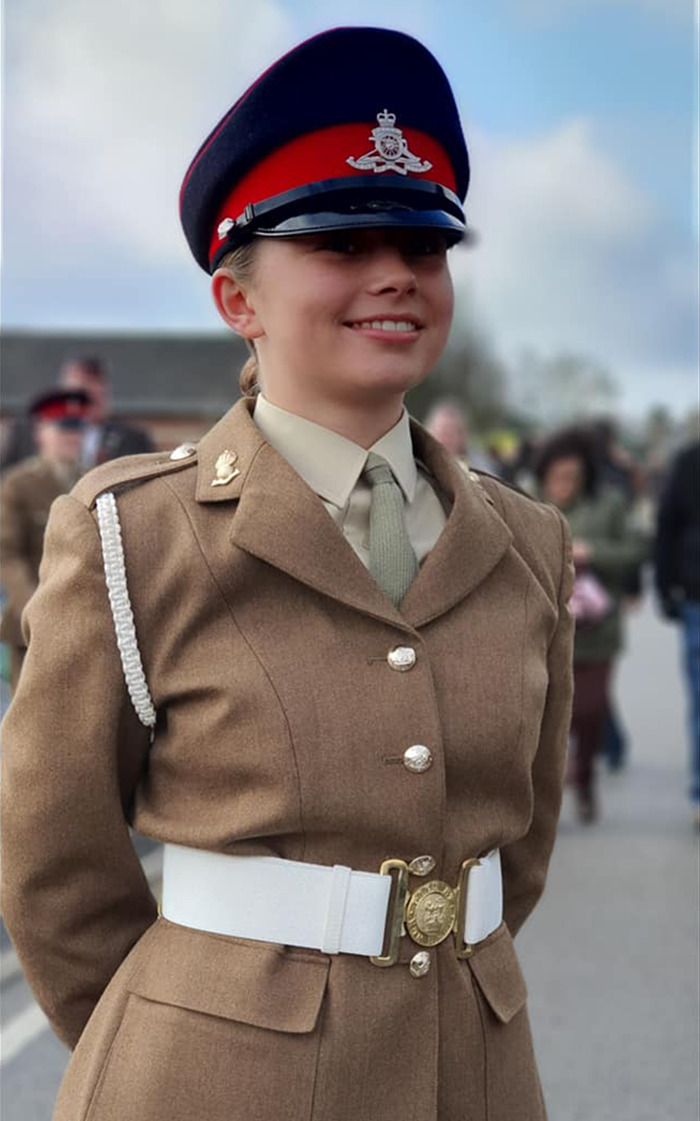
[535, 428, 645, 822]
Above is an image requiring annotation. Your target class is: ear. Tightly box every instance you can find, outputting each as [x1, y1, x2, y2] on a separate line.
[211, 268, 264, 339]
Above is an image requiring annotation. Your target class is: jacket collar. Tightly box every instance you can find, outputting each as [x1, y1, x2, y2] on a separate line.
[252, 394, 417, 508]
[196, 397, 512, 629]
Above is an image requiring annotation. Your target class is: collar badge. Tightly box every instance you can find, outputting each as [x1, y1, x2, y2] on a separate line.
[211, 449, 240, 487]
[347, 110, 433, 176]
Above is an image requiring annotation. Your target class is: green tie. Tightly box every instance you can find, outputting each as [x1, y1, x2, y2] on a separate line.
[362, 452, 419, 606]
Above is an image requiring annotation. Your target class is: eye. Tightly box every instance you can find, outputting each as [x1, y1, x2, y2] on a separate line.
[403, 234, 448, 258]
[320, 234, 362, 255]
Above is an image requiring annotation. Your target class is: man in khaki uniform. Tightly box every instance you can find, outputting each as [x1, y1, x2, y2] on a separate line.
[0, 389, 88, 690]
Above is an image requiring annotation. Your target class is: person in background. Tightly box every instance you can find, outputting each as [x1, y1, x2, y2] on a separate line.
[0, 356, 154, 471]
[58, 356, 155, 466]
[589, 417, 636, 501]
[654, 440, 700, 831]
[484, 430, 521, 484]
[0, 389, 90, 691]
[536, 427, 646, 823]
[588, 418, 645, 771]
[424, 398, 496, 472]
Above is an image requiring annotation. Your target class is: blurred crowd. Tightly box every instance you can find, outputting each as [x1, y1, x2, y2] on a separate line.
[426, 400, 700, 830]
[1, 371, 698, 831]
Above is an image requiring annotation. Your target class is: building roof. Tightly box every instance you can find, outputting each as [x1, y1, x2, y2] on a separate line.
[0, 330, 249, 418]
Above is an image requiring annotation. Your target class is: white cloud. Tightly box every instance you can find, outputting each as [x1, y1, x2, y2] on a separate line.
[450, 120, 698, 417]
[4, 0, 296, 270]
[514, 0, 693, 21]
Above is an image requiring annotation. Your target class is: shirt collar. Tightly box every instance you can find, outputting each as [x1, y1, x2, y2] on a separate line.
[252, 394, 417, 508]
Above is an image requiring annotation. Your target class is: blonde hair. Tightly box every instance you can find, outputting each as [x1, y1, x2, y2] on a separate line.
[218, 241, 260, 397]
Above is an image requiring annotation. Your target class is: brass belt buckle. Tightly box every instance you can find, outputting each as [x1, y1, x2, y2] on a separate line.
[370, 859, 410, 967]
[370, 855, 483, 966]
[454, 857, 482, 959]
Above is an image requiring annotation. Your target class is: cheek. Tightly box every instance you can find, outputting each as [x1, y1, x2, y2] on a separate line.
[258, 274, 341, 340]
[427, 272, 454, 350]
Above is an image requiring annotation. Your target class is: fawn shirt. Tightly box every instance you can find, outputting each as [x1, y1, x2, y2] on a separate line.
[252, 394, 448, 569]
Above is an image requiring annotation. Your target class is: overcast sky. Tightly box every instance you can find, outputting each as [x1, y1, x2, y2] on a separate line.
[2, 0, 698, 420]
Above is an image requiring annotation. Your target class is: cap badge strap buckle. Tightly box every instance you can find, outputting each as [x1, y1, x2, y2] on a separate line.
[347, 110, 433, 177]
[370, 856, 483, 967]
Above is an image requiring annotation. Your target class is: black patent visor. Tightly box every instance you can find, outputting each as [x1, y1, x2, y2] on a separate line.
[210, 175, 469, 270]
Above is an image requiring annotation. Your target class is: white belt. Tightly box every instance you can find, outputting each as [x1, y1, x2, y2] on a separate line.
[161, 845, 503, 964]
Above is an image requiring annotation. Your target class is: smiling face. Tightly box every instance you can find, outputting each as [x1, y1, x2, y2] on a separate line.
[214, 228, 454, 418]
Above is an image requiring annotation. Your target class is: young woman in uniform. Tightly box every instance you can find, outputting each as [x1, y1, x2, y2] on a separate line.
[1, 27, 574, 1121]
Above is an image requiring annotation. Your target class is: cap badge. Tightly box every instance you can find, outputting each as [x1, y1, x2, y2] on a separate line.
[211, 449, 240, 487]
[347, 110, 433, 177]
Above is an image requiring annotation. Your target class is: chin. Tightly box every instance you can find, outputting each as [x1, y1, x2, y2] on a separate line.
[355, 359, 430, 396]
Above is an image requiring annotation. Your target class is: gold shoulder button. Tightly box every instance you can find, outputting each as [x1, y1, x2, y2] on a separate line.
[72, 446, 199, 510]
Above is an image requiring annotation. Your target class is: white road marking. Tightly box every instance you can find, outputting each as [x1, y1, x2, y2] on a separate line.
[0, 846, 164, 1066]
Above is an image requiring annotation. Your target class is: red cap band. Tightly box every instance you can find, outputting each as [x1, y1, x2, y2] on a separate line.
[35, 400, 86, 421]
[209, 121, 456, 265]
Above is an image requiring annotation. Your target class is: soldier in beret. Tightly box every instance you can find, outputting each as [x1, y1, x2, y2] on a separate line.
[1, 27, 574, 1121]
[0, 388, 89, 691]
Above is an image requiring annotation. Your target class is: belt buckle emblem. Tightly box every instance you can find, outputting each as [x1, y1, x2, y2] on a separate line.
[405, 881, 457, 947]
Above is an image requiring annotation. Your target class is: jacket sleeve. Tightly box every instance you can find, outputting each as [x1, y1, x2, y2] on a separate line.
[501, 508, 574, 937]
[0, 494, 159, 1050]
[0, 474, 39, 625]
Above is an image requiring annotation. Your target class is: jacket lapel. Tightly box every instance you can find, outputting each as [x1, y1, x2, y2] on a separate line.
[196, 398, 409, 629]
[398, 421, 513, 628]
[195, 397, 513, 630]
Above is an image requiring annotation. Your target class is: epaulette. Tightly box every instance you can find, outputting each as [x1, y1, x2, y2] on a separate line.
[72, 443, 199, 509]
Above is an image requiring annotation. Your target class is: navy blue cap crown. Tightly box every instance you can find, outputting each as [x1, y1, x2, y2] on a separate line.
[180, 27, 470, 273]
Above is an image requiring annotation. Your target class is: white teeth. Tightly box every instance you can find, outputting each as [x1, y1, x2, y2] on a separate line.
[353, 320, 418, 332]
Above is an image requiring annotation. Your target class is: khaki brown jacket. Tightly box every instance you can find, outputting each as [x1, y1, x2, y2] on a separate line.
[0, 456, 78, 647]
[1, 397, 574, 1121]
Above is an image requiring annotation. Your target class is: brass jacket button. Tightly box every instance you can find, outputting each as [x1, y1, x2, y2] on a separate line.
[403, 745, 433, 773]
[409, 951, 432, 978]
[408, 855, 436, 877]
[387, 646, 416, 672]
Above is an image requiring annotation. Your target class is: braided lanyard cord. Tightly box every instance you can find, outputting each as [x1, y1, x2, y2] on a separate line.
[95, 492, 157, 741]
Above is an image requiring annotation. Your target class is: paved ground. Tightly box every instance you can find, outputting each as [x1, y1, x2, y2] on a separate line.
[519, 598, 699, 1121]
[1, 597, 698, 1119]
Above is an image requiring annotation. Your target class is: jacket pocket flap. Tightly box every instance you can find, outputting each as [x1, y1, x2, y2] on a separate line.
[129, 918, 329, 1034]
[468, 923, 528, 1024]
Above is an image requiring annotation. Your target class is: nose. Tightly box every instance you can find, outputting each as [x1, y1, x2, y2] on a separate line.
[365, 244, 418, 297]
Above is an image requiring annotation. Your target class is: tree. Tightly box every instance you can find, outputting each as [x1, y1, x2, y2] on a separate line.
[407, 318, 509, 431]
[509, 348, 619, 429]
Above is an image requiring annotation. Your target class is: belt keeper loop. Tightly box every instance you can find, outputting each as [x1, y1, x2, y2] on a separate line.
[321, 864, 353, 954]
